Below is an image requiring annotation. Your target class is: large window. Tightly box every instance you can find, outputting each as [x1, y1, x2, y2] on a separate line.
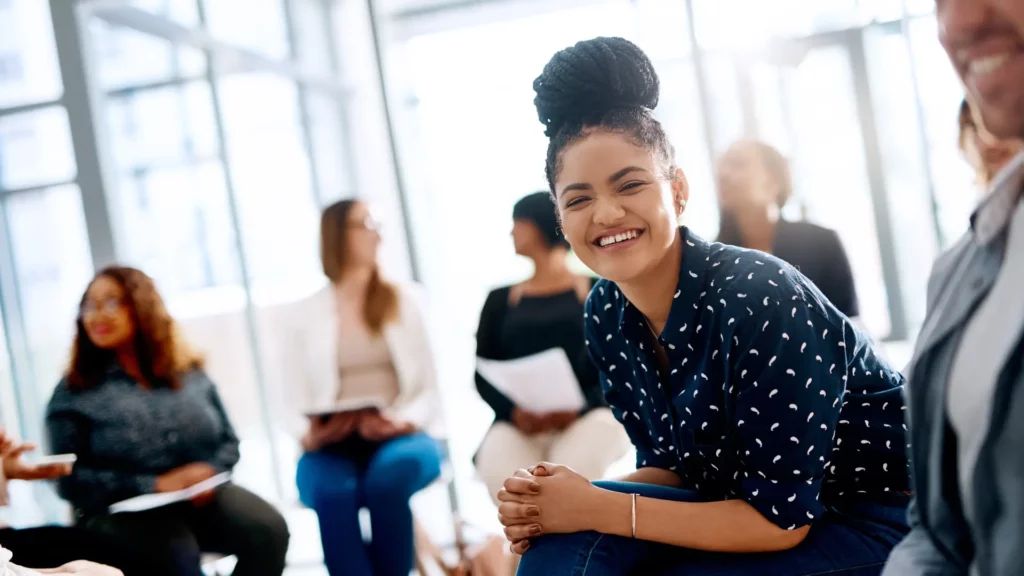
[0, 0, 361, 518]
[386, 0, 968, 345]
[0, 0, 62, 108]
[6, 186, 93, 402]
[0, 1, 92, 451]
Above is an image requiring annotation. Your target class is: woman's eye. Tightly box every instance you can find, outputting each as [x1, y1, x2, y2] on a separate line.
[620, 181, 646, 192]
[565, 196, 589, 208]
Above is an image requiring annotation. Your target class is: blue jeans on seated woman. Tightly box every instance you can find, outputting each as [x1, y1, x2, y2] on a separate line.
[296, 432, 443, 576]
[517, 480, 910, 576]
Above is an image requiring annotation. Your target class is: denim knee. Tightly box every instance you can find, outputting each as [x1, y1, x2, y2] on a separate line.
[517, 531, 606, 576]
[365, 460, 440, 503]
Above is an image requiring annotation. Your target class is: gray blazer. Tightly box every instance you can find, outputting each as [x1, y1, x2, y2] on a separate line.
[884, 158, 1024, 576]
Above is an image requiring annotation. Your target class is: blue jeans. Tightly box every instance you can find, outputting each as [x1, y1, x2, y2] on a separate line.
[296, 433, 443, 576]
[518, 481, 909, 576]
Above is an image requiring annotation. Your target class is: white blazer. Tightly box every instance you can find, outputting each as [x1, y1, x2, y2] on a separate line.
[287, 283, 443, 438]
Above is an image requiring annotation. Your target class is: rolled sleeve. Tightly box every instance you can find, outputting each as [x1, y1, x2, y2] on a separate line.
[734, 305, 846, 530]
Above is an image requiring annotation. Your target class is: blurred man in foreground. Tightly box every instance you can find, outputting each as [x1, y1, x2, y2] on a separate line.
[884, 1, 1024, 575]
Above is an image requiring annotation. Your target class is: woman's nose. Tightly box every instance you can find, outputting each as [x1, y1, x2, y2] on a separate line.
[592, 196, 627, 225]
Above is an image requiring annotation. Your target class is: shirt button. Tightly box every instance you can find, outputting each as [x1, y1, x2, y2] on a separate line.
[971, 277, 985, 291]
[167, 432, 179, 443]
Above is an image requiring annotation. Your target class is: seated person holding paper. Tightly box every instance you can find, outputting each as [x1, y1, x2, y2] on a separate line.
[474, 192, 629, 503]
[0, 429, 127, 575]
[289, 200, 443, 576]
[45, 267, 289, 576]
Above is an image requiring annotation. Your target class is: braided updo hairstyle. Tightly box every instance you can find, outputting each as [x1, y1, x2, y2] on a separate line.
[533, 37, 676, 192]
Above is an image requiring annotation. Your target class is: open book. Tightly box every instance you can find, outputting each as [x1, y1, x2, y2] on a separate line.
[108, 472, 231, 514]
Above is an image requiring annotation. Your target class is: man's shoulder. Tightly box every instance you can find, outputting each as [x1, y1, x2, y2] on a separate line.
[925, 232, 979, 307]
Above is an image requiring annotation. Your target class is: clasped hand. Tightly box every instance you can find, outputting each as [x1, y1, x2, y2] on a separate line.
[496, 462, 600, 555]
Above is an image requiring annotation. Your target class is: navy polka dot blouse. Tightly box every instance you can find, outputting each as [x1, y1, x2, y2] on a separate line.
[585, 229, 910, 531]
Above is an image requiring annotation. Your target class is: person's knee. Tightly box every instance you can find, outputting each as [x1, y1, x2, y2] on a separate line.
[365, 454, 441, 502]
[304, 471, 360, 512]
[517, 531, 603, 575]
[260, 507, 291, 554]
[476, 424, 533, 492]
[236, 507, 290, 566]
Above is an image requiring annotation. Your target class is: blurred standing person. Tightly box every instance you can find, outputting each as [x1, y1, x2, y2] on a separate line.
[716, 141, 860, 319]
[46, 267, 289, 576]
[474, 192, 628, 503]
[958, 97, 1022, 192]
[290, 199, 443, 576]
[883, 1, 1024, 575]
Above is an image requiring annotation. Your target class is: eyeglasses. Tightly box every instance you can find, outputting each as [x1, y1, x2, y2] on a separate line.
[80, 297, 126, 317]
[350, 217, 382, 232]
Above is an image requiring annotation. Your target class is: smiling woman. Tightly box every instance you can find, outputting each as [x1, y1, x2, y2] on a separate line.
[497, 37, 913, 576]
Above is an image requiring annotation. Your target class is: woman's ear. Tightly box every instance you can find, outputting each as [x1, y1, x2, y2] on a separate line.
[672, 167, 690, 217]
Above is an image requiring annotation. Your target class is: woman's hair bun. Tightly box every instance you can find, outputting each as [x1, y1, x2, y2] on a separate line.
[533, 37, 660, 138]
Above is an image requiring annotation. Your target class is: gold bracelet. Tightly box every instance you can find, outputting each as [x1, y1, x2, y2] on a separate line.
[631, 493, 637, 538]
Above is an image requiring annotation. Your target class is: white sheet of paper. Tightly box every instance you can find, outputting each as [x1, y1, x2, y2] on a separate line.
[303, 397, 387, 419]
[476, 348, 586, 413]
[109, 472, 231, 514]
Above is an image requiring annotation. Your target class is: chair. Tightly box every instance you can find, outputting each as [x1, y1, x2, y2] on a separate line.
[413, 438, 471, 576]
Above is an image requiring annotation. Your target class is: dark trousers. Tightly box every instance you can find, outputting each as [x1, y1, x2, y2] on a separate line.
[518, 481, 910, 576]
[85, 483, 289, 576]
[0, 525, 129, 570]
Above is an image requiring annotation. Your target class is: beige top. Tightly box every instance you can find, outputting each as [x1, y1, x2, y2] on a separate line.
[336, 318, 401, 406]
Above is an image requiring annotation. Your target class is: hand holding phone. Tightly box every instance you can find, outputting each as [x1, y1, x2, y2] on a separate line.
[2, 444, 75, 481]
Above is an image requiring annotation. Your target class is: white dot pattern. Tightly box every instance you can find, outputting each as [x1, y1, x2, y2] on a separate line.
[584, 230, 910, 531]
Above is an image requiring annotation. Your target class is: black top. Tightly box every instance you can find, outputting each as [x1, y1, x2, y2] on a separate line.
[771, 220, 859, 318]
[475, 283, 606, 424]
[585, 228, 909, 531]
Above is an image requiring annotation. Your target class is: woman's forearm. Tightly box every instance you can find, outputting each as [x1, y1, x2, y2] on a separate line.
[614, 467, 683, 487]
[590, 490, 809, 553]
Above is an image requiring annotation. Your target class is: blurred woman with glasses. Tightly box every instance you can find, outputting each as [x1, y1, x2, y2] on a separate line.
[46, 267, 289, 576]
[288, 199, 443, 576]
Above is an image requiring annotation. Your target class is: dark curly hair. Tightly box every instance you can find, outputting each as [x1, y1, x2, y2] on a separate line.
[533, 37, 676, 192]
[65, 266, 202, 391]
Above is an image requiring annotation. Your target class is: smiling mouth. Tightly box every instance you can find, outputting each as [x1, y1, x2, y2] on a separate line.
[969, 53, 1012, 76]
[596, 229, 643, 247]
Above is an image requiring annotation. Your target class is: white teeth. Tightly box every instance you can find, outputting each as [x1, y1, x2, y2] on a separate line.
[970, 53, 1011, 76]
[599, 230, 639, 247]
